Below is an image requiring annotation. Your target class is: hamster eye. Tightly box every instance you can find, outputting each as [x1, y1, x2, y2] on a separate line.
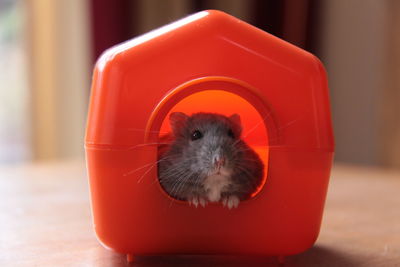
[191, 130, 203, 141]
[227, 129, 235, 138]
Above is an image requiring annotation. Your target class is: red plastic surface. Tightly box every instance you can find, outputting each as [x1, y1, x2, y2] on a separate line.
[85, 10, 334, 256]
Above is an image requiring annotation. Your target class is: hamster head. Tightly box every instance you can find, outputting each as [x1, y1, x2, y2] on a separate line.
[158, 111, 264, 207]
[169, 112, 242, 181]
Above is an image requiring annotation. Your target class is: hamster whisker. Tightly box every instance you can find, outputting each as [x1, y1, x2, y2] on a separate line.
[246, 144, 269, 147]
[236, 148, 259, 154]
[137, 156, 180, 183]
[159, 168, 187, 183]
[240, 112, 273, 139]
[240, 158, 264, 163]
[124, 155, 178, 177]
[158, 156, 194, 173]
[237, 161, 263, 170]
[231, 143, 253, 151]
[277, 118, 301, 131]
[173, 175, 191, 198]
[171, 171, 196, 194]
[231, 142, 266, 154]
[137, 165, 158, 183]
[126, 128, 169, 134]
[234, 164, 254, 178]
[121, 142, 173, 150]
[123, 162, 155, 176]
[167, 173, 191, 208]
[228, 112, 273, 148]
[168, 172, 191, 200]
[230, 140, 246, 150]
[167, 176, 188, 208]
[158, 162, 190, 181]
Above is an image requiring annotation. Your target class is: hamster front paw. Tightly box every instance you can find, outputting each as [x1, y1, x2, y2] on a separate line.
[222, 195, 240, 209]
[188, 196, 208, 208]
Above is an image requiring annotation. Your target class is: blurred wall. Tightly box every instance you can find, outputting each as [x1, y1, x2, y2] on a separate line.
[0, 0, 30, 163]
[382, 0, 400, 168]
[28, 0, 91, 160]
[134, 0, 253, 35]
[318, 0, 400, 168]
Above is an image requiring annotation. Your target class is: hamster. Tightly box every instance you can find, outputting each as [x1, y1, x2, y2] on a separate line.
[157, 112, 264, 209]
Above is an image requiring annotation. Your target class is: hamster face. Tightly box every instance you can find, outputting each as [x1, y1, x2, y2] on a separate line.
[179, 113, 240, 179]
[158, 112, 263, 208]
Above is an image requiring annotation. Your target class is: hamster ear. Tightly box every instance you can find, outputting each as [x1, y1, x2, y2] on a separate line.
[229, 114, 241, 126]
[169, 112, 189, 136]
[229, 114, 242, 136]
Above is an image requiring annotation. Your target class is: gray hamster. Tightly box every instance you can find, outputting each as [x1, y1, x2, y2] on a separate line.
[157, 112, 264, 209]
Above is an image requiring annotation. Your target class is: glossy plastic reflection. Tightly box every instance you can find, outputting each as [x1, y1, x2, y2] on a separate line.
[85, 10, 334, 257]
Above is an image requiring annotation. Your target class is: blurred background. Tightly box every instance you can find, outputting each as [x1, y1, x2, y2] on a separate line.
[0, 0, 399, 168]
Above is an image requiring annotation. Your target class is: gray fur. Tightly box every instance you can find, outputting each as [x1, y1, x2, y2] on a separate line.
[158, 112, 264, 204]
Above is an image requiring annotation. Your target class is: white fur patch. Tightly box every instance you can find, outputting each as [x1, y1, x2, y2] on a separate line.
[203, 172, 231, 202]
[222, 195, 240, 209]
[189, 195, 207, 208]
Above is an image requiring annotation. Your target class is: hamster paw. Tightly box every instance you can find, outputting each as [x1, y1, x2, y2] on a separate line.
[189, 196, 208, 208]
[222, 195, 240, 209]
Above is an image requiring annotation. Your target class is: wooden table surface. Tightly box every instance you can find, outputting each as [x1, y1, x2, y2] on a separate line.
[0, 161, 399, 267]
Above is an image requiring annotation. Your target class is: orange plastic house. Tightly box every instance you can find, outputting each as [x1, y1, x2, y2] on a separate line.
[85, 10, 334, 262]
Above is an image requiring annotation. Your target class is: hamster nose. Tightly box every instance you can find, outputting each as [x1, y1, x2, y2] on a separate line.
[213, 156, 226, 168]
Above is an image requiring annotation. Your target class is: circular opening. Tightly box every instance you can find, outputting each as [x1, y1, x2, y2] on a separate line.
[144, 77, 275, 206]
[156, 89, 269, 203]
